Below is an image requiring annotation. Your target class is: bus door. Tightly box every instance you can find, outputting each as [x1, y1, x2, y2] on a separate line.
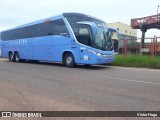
[77, 25, 93, 64]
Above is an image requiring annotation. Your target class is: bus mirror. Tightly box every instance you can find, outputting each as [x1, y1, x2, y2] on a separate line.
[107, 28, 119, 40]
[91, 25, 98, 34]
[77, 21, 98, 34]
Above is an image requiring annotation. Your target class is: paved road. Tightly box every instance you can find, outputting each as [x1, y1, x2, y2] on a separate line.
[0, 58, 160, 120]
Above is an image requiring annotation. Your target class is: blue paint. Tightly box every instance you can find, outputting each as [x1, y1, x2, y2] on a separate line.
[0, 13, 116, 65]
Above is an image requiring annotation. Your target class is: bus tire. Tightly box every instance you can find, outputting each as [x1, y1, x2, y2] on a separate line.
[64, 53, 75, 68]
[15, 52, 21, 62]
[9, 52, 15, 62]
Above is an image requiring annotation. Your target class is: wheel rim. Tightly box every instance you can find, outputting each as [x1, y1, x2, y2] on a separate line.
[66, 56, 72, 65]
[11, 54, 13, 60]
[15, 55, 18, 61]
[15, 53, 19, 62]
[10, 54, 13, 61]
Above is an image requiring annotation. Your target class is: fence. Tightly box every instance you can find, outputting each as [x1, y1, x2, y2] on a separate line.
[119, 36, 160, 57]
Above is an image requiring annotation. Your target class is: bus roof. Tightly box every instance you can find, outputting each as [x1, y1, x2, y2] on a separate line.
[1, 13, 63, 32]
[1, 13, 106, 32]
[63, 13, 105, 23]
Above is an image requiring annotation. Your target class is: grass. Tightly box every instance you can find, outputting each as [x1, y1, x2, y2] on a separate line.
[112, 55, 160, 69]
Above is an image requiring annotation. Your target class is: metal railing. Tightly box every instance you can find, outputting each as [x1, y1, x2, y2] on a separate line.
[120, 36, 160, 57]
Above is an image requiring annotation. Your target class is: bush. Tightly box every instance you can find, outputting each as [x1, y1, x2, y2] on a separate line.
[112, 55, 160, 69]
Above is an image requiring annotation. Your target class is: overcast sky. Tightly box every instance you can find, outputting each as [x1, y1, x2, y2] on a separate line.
[0, 0, 160, 38]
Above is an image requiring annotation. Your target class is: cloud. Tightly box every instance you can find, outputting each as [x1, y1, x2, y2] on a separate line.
[0, 0, 160, 37]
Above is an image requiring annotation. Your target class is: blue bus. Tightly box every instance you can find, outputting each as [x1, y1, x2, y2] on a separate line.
[1, 13, 118, 67]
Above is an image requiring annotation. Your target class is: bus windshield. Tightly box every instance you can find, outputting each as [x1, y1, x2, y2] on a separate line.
[65, 14, 113, 51]
[93, 24, 113, 51]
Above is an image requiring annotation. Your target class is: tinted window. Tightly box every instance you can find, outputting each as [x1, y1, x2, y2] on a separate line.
[75, 25, 92, 46]
[40, 19, 69, 37]
[1, 19, 69, 41]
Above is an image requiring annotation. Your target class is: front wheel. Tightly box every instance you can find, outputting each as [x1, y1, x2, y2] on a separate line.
[63, 53, 76, 68]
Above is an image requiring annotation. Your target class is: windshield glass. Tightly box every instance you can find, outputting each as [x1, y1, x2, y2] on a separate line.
[65, 14, 113, 51]
[93, 24, 113, 51]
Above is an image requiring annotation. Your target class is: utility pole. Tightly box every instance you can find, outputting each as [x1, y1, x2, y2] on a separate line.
[141, 27, 147, 45]
[157, 5, 160, 28]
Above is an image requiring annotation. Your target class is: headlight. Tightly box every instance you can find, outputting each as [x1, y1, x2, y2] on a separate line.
[88, 50, 102, 56]
[96, 53, 101, 56]
[88, 50, 114, 58]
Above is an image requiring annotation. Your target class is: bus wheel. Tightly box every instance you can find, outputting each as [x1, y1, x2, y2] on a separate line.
[64, 53, 75, 68]
[9, 52, 15, 62]
[15, 52, 21, 62]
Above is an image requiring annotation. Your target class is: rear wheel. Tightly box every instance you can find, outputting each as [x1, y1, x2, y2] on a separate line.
[63, 53, 76, 68]
[15, 52, 21, 62]
[9, 52, 15, 62]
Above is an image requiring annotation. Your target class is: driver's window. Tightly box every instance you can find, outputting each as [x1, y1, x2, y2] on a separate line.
[77, 26, 92, 46]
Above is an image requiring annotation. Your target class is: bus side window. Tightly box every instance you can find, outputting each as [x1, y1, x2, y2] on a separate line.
[1, 19, 70, 41]
[78, 26, 91, 46]
[52, 19, 70, 37]
[40, 19, 70, 37]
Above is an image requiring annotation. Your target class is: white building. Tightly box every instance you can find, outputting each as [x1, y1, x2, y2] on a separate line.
[108, 22, 137, 48]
